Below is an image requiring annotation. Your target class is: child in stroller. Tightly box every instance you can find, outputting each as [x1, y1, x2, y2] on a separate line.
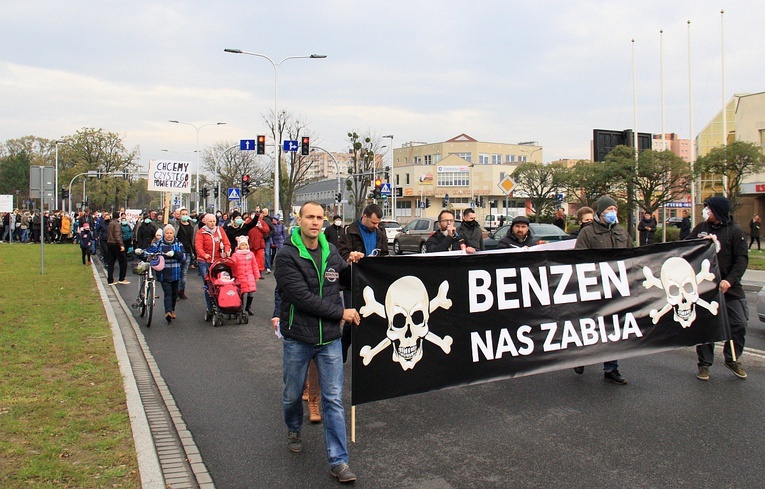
[204, 257, 245, 326]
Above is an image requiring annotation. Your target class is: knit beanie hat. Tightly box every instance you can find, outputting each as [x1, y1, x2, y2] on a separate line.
[705, 196, 731, 224]
[595, 195, 618, 216]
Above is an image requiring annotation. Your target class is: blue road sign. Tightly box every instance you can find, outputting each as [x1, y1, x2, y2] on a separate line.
[380, 182, 392, 195]
[228, 188, 241, 200]
[283, 140, 298, 152]
[240, 139, 256, 151]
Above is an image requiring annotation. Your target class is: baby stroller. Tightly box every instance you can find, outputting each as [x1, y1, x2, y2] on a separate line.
[204, 257, 246, 327]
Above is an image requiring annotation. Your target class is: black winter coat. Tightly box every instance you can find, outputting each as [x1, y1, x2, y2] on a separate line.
[687, 220, 748, 300]
[274, 232, 350, 345]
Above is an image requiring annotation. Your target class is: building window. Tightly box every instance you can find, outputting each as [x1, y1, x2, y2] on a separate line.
[479, 153, 489, 165]
[437, 171, 470, 187]
[405, 173, 410, 185]
[492, 154, 502, 164]
[434, 154, 441, 164]
[424, 155, 432, 165]
[396, 174, 400, 185]
[413, 156, 422, 165]
[449, 152, 472, 163]
[506, 154, 515, 163]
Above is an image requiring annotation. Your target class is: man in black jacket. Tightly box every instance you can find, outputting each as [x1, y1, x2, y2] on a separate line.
[274, 201, 363, 483]
[457, 208, 484, 251]
[688, 197, 749, 381]
[497, 216, 533, 249]
[426, 210, 465, 252]
[637, 211, 657, 245]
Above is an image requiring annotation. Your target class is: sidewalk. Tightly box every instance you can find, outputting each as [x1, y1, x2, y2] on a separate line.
[742, 268, 765, 291]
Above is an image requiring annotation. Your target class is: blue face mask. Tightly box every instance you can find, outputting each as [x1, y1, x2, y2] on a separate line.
[181, 215, 190, 222]
[603, 210, 618, 224]
[235, 218, 244, 226]
[145, 219, 152, 224]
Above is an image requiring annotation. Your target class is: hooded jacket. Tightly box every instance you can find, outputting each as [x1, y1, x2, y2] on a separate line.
[274, 230, 349, 345]
[687, 219, 748, 300]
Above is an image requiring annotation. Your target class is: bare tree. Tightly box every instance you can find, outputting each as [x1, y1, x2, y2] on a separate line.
[511, 162, 567, 222]
[263, 110, 320, 214]
[346, 131, 385, 217]
[201, 140, 272, 208]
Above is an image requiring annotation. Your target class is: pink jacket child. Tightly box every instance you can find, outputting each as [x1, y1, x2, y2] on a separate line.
[231, 236, 260, 315]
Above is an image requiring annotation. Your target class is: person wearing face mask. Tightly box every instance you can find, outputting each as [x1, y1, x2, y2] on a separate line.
[570, 206, 594, 238]
[224, 210, 260, 246]
[135, 212, 157, 251]
[195, 213, 232, 316]
[172, 208, 196, 300]
[324, 215, 346, 248]
[687, 197, 749, 381]
[457, 208, 484, 251]
[573, 195, 632, 385]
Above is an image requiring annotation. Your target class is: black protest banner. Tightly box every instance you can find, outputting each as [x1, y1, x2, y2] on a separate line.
[351, 239, 727, 405]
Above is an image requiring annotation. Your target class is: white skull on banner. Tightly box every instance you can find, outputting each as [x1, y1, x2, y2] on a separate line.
[642, 257, 719, 328]
[359, 276, 453, 371]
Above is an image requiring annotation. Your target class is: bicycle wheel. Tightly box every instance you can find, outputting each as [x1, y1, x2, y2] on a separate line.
[146, 279, 155, 328]
[139, 275, 147, 318]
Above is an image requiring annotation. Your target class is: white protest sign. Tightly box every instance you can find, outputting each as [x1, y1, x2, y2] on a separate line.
[125, 208, 142, 225]
[147, 159, 191, 193]
[0, 195, 13, 213]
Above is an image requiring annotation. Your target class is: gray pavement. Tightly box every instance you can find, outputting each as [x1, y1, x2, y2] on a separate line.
[101, 261, 765, 488]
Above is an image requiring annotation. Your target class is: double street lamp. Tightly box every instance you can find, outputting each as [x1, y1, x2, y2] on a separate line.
[224, 48, 326, 216]
[168, 120, 226, 211]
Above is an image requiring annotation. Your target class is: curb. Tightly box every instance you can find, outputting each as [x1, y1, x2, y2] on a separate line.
[91, 263, 165, 488]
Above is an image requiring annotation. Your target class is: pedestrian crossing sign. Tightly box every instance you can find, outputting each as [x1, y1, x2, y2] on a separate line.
[228, 188, 241, 200]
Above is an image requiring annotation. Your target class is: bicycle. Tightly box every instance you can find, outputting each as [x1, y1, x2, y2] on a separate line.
[132, 249, 159, 328]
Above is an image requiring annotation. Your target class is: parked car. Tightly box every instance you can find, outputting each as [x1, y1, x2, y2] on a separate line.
[393, 218, 485, 254]
[666, 216, 684, 228]
[484, 222, 574, 250]
[380, 219, 402, 245]
[757, 286, 765, 323]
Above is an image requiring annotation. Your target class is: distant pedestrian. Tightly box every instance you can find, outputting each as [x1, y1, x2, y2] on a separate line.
[106, 211, 129, 285]
[637, 211, 657, 245]
[570, 206, 594, 238]
[553, 208, 565, 231]
[79, 223, 94, 265]
[749, 215, 761, 252]
[324, 215, 346, 248]
[679, 209, 692, 240]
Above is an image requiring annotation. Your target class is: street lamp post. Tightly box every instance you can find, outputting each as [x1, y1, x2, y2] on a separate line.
[214, 144, 239, 213]
[168, 120, 226, 212]
[54, 141, 66, 211]
[383, 135, 394, 217]
[311, 146, 342, 218]
[224, 49, 326, 217]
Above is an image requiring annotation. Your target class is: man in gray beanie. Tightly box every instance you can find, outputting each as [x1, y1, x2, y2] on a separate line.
[573, 195, 631, 384]
[687, 196, 749, 381]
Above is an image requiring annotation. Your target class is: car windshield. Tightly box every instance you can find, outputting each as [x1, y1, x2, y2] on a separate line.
[531, 223, 569, 236]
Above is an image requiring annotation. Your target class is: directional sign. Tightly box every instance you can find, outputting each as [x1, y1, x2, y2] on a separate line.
[240, 139, 256, 151]
[380, 182, 392, 195]
[228, 187, 241, 200]
[497, 175, 516, 195]
[283, 140, 298, 152]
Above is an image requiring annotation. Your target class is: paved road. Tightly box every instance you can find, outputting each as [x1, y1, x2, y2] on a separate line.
[113, 263, 765, 489]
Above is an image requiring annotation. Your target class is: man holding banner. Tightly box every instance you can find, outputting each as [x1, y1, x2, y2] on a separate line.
[688, 197, 749, 381]
[574, 195, 631, 384]
[274, 201, 364, 484]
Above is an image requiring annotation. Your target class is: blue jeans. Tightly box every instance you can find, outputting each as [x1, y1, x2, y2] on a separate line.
[179, 254, 191, 291]
[282, 338, 348, 468]
[264, 243, 272, 270]
[198, 261, 212, 312]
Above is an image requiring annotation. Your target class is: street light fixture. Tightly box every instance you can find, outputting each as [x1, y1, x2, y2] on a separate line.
[168, 120, 226, 211]
[54, 140, 66, 211]
[224, 48, 327, 217]
[383, 135, 394, 216]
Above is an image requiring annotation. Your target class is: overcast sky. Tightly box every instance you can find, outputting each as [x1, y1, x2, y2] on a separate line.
[1, 1, 762, 166]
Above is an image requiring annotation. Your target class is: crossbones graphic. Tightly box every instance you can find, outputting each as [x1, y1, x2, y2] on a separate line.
[359, 276, 453, 371]
[642, 257, 719, 328]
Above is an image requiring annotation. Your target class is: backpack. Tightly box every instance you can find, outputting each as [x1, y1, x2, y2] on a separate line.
[121, 223, 133, 241]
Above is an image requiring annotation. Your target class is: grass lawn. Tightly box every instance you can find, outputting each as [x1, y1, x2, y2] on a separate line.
[747, 248, 765, 270]
[0, 243, 140, 488]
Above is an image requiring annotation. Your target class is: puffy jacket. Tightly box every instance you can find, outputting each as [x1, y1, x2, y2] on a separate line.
[145, 239, 185, 282]
[195, 225, 231, 263]
[231, 249, 260, 293]
[271, 221, 286, 248]
[247, 221, 267, 251]
[274, 230, 349, 345]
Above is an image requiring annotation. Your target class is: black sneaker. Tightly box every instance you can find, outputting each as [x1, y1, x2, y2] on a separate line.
[330, 463, 357, 483]
[287, 431, 302, 453]
[604, 369, 627, 385]
[573, 366, 584, 374]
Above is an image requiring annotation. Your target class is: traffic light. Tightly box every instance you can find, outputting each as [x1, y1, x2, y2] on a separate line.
[241, 174, 252, 197]
[301, 136, 310, 156]
[213, 187, 219, 199]
[257, 135, 266, 155]
[443, 193, 449, 207]
[374, 177, 382, 189]
[425, 198, 431, 208]
[61, 188, 69, 199]
[200, 187, 208, 199]
[336, 192, 342, 202]
[373, 188, 382, 199]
